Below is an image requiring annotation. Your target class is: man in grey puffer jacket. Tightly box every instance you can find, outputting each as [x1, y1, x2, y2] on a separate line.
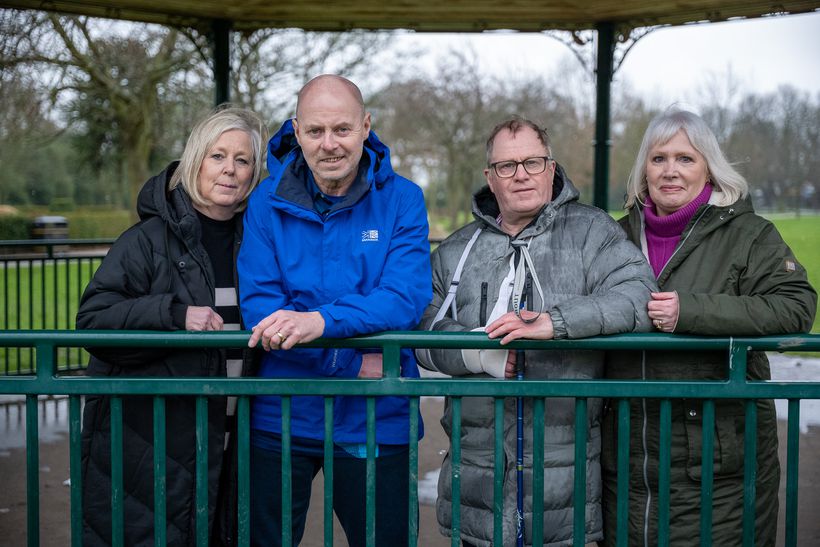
[417, 116, 656, 546]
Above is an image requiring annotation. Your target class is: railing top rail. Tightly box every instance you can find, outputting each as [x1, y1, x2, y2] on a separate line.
[0, 238, 115, 247]
[0, 329, 817, 352]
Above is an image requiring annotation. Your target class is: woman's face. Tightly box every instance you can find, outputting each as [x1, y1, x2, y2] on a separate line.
[195, 129, 254, 220]
[645, 129, 710, 217]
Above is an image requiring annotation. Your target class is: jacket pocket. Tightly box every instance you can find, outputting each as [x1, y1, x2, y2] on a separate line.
[684, 401, 742, 480]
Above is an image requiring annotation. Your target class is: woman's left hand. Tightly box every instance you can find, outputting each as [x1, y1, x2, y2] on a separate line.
[647, 291, 679, 332]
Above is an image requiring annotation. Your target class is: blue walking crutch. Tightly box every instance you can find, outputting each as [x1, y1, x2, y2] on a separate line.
[515, 274, 532, 547]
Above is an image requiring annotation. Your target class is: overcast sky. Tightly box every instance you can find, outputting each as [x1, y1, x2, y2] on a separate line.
[396, 10, 819, 108]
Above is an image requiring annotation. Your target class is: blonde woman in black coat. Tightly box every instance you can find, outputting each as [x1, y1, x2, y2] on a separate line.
[77, 106, 266, 546]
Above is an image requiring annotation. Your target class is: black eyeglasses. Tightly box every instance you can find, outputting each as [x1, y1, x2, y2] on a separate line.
[489, 156, 553, 178]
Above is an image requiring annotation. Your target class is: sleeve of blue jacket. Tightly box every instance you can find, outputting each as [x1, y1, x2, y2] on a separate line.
[316, 184, 432, 340]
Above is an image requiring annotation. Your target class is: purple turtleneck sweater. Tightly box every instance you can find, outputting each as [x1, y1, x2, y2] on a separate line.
[643, 184, 713, 277]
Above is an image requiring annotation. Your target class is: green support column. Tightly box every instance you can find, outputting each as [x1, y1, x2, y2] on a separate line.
[594, 21, 615, 211]
[212, 19, 231, 106]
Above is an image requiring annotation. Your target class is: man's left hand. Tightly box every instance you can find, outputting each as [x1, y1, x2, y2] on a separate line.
[485, 310, 554, 345]
[248, 310, 325, 351]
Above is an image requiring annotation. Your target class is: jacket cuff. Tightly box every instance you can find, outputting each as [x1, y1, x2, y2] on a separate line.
[550, 309, 568, 339]
[673, 293, 696, 333]
[171, 302, 188, 330]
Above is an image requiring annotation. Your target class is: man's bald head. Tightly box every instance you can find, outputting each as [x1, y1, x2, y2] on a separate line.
[295, 75, 366, 120]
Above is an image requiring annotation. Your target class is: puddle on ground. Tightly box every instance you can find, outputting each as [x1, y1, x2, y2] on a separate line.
[0, 395, 71, 452]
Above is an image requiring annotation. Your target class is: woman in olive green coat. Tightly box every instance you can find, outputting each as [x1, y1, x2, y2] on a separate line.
[601, 109, 816, 547]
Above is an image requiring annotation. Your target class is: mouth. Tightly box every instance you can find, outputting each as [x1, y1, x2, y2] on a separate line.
[216, 183, 238, 190]
[320, 156, 345, 165]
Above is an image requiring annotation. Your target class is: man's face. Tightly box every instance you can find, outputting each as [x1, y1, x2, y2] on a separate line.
[293, 83, 371, 195]
[484, 127, 555, 230]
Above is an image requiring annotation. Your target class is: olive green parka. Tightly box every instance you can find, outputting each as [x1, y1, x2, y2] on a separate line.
[601, 196, 817, 547]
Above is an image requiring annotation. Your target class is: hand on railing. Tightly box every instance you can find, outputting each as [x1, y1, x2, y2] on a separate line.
[358, 353, 384, 379]
[185, 306, 224, 331]
[248, 310, 326, 351]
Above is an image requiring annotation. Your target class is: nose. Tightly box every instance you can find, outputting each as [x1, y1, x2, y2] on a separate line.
[512, 162, 529, 180]
[320, 132, 337, 151]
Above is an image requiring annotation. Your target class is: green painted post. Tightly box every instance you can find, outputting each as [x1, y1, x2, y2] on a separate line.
[26, 394, 40, 547]
[366, 396, 377, 547]
[281, 397, 292, 546]
[211, 19, 231, 106]
[658, 399, 672, 544]
[785, 400, 800, 547]
[195, 396, 208, 545]
[69, 395, 83, 547]
[742, 400, 758, 546]
[594, 21, 615, 210]
[700, 400, 715, 546]
[451, 397, 462, 547]
[111, 396, 124, 546]
[153, 396, 167, 547]
[238, 396, 250, 546]
[531, 398, 545, 545]
[324, 397, 334, 546]
[615, 399, 630, 547]
[493, 399, 504, 546]
[573, 398, 588, 543]
[409, 397, 420, 547]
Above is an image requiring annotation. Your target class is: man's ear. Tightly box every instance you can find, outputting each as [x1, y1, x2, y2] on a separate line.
[484, 168, 495, 193]
[292, 118, 301, 145]
[362, 112, 371, 139]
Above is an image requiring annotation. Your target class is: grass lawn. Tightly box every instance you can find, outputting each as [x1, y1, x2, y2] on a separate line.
[763, 215, 820, 333]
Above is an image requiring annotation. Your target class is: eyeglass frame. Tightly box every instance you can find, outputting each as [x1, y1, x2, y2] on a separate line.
[488, 156, 553, 178]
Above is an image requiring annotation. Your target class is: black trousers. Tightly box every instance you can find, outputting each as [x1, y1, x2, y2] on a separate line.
[250, 443, 412, 546]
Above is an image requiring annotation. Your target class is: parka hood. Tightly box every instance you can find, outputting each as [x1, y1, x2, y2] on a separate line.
[265, 119, 396, 191]
[135, 161, 202, 247]
[471, 162, 579, 232]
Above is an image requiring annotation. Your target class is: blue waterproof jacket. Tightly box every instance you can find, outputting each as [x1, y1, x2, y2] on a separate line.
[238, 120, 431, 444]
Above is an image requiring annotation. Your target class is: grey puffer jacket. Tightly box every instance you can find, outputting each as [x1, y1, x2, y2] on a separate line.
[418, 166, 656, 546]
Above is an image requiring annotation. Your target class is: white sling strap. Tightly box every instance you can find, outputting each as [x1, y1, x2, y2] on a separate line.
[431, 226, 483, 326]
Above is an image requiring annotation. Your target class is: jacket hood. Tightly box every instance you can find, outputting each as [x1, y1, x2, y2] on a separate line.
[471, 162, 579, 232]
[135, 161, 202, 246]
[265, 119, 395, 190]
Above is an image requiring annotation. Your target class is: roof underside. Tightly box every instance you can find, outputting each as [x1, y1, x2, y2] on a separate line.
[5, 0, 820, 32]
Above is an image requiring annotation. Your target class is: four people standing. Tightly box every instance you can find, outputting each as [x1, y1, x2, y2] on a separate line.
[75, 76, 815, 546]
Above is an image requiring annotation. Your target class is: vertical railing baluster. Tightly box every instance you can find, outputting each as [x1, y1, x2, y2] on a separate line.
[615, 398, 630, 547]
[111, 396, 124, 547]
[450, 397, 462, 547]
[154, 396, 167, 547]
[408, 396, 420, 547]
[195, 396, 208, 545]
[700, 400, 715, 547]
[493, 398, 504, 547]
[531, 397, 545, 545]
[238, 396, 250, 546]
[785, 399, 800, 547]
[573, 398, 588, 544]
[324, 396, 334, 546]
[26, 394, 40, 547]
[366, 396, 377, 547]
[69, 395, 83, 547]
[742, 399, 758, 546]
[658, 399, 672, 545]
[281, 396, 292, 547]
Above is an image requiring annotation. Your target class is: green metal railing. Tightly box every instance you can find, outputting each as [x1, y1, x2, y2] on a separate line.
[0, 330, 818, 547]
[0, 240, 111, 374]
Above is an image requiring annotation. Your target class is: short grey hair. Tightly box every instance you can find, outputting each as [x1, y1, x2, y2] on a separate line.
[486, 116, 552, 166]
[625, 108, 747, 209]
[169, 105, 268, 213]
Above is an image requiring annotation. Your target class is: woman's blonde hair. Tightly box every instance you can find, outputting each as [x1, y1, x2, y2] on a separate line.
[624, 108, 747, 209]
[169, 105, 268, 213]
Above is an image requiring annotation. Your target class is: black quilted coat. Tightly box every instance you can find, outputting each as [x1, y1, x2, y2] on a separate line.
[77, 163, 247, 546]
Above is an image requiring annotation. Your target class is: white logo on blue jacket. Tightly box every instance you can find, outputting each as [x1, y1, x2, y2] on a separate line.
[361, 229, 379, 242]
